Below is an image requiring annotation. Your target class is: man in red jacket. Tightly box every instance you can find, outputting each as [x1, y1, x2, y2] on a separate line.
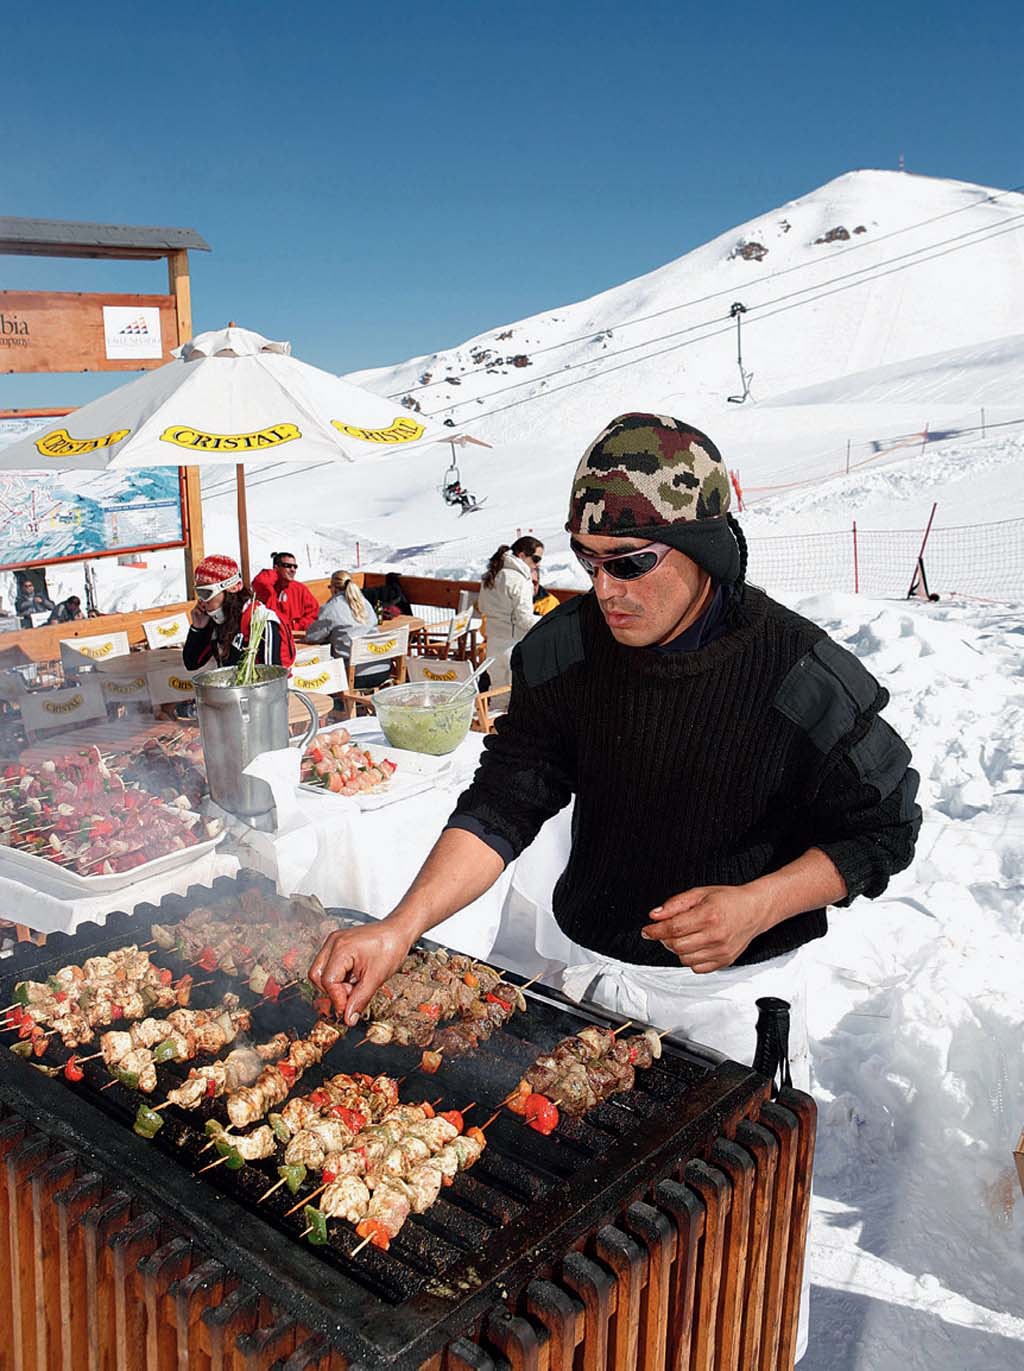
[252, 551, 320, 634]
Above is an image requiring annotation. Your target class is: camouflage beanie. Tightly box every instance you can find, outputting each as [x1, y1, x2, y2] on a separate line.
[566, 413, 741, 585]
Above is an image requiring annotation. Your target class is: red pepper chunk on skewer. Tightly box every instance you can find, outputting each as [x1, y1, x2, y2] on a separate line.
[524, 1094, 559, 1136]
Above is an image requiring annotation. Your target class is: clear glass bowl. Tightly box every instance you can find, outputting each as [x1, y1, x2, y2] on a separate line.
[372, 681, 476, 755]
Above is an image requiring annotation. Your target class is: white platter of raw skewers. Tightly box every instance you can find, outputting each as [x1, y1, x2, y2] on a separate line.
[298, 724, 440, 811]
[0, 748, 223, 895]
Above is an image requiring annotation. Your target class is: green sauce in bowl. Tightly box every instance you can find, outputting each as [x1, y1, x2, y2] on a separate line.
[372, 682, 476, 755]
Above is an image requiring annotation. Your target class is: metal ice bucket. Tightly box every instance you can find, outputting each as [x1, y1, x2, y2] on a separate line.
[193, 665, 318, 830]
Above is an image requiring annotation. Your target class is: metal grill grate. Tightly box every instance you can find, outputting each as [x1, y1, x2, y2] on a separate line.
[0, 873, 813, 1368]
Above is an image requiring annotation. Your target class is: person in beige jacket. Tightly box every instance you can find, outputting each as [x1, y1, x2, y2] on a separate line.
[478, 536, 544, 689]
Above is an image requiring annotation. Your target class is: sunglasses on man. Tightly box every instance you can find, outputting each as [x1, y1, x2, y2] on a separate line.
[571, 539, 673, 582]
[277, 561, 298, 570]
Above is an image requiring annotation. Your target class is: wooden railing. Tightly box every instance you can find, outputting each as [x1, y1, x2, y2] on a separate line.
[1, 577, 580, 663]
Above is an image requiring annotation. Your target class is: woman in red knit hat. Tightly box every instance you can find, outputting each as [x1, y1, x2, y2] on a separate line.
[183, 554, 294, 672]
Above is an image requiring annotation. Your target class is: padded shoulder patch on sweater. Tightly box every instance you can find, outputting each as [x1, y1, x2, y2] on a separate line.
[516, 596, 585, 687]
[848, 717, 912, 801]
[773, 638, 880, 754]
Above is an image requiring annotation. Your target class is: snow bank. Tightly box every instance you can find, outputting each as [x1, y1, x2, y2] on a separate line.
[786, 593, 1024, 1370]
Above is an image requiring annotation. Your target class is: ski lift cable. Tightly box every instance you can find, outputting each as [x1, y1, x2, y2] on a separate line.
[421, 210, 1024, 419]
[203, 210, 1024, 501]
[387, 182, 1024, 399]
[202, 216, 1024, 501]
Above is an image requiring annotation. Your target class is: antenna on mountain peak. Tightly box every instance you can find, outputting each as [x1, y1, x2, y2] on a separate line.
[898, 152, 905, 172]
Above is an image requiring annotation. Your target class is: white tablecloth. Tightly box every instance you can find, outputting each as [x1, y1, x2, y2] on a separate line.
[0, 849, 240, 937]
[239, 720, 515, 958]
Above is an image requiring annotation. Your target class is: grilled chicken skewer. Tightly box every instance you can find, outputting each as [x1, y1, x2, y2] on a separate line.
[5, 948, 195, 1050]
[225, 1020, 344, 1128]
[295, 1104, 486, 1250]
[101, 1006, 255, 1094]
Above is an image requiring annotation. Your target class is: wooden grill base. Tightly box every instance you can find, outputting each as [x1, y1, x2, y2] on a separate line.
[0, 1088, 814, 1371]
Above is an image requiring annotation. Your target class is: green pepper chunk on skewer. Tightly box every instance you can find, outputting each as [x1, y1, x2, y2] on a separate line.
[279, 1162, 306, 1195]
[153, 1039, 179, 1064]
[302, 1204, 328, 1245]
[214, 1139, 244, 1170]
[134, 1104, 165, 1139]
[268, 1113, 290, 1145]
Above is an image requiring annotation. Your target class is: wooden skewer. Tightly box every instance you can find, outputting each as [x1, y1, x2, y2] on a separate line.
[100, 1079, 119, 1091]
[285, 1179, 330, 1218]
[518, 973, 543, 992]
[482, 1109, 502, 1130]
[299, 1223, 314, 1239]
[350, 1233, 373, 1256]
[258, 1175, 289, 1203]
[197, 1155, 230, 1175]
[74, 1051, 104, 1063]
[149, 1100, 175, 1111]
[610, 1021, 633, 1036]
[460, 1102, 476, 1114]
[199, 1132, 236, 1155]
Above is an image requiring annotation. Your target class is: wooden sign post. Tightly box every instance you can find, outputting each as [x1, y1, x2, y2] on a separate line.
[0, 217, 211, 594]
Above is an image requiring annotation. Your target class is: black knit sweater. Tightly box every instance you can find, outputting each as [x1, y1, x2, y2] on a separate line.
[450, 587, 920, 967]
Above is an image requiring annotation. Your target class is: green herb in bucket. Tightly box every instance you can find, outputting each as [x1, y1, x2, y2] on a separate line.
[234, 603, 271, 686]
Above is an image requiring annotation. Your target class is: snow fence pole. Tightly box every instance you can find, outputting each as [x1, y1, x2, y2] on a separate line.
[852, 522, 859, 594]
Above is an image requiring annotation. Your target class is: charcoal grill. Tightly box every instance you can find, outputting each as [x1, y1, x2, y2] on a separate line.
[0, 871, 815, 1370]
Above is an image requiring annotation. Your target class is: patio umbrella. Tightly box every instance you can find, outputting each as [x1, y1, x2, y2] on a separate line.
[0, 325, 468, 581]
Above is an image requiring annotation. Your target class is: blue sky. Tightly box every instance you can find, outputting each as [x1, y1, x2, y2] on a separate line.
[2, 0, 1020, 409]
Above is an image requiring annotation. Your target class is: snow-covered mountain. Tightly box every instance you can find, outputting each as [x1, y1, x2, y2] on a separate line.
[346, 168, 1024, 454]
[191, 168, 1024, 585]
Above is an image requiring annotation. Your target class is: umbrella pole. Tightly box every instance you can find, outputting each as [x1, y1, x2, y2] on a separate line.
[236, 463, 251, 586]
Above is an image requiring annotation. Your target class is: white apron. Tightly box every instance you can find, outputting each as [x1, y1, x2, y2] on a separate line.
[559, 938, 811, 1360]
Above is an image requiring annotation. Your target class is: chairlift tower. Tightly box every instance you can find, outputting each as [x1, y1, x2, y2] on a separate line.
[727, 302, 753, 404]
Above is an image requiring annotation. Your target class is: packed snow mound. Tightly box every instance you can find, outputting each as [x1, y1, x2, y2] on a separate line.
[346, 170, 1024, 463]
[769, 332, 1024, 409]
[772, 594, 1024, 1369]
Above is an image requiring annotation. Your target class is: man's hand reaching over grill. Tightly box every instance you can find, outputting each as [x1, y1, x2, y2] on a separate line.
[308, 922, 412, 1026]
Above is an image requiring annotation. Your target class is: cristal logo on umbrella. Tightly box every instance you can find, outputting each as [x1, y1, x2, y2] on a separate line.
[35, 427, 130, 458]
[331, 417, 424, 444]
[160, 424, 301, 452]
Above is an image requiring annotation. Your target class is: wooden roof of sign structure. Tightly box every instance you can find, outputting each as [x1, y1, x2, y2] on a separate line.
[0, 217, 211, 261]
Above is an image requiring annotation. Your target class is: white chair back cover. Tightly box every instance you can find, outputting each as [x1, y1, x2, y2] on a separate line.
[100, 671, 151, 705]
[146, 665, 197, 707]
[289, 658, 348, 693]
[142, 613, 189, 649]
[348, 625, 410, 686]
[59, 631, 131, 675]
[406, 657, 473, 685]
[293, 644, 329, 667]
[20, 679, 107, 734]
[444, 610, 473, 652]
[456, 589, 477, 615]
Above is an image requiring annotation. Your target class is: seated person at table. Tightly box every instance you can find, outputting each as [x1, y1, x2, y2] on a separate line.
[183, 555, 293, 670]
[15, 577, 55, 628]
[252, 552, 320, 634]
[48, 595, 85, 625]
[305, 570, 390, 689]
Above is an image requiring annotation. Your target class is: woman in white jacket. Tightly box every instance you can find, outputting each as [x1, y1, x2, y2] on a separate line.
[478, 536, 544, 689]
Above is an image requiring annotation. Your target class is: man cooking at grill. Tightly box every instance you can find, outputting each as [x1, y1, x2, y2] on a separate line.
[311, 413, 920, 1109]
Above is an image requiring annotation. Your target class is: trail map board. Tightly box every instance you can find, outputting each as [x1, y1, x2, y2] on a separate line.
[0, 418, 185, 568]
